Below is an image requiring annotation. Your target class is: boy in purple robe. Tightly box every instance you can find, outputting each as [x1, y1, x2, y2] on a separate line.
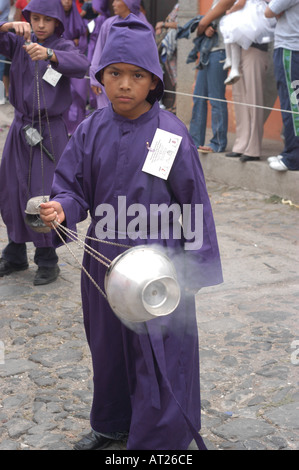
[61, 0, 89, 135]
[86, 1, 110, 109]
[87, 1, 110, 64]
[40, 16, 223, 450]
[90, 0, 154, 109]
[0, 0, 89, 285]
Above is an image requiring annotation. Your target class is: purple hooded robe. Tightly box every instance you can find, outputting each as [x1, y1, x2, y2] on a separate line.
[0, 0, 89, 248]
[62, 0, 89, 135]
[88, 1, 110, 62]
[88, 1, 110, 64]
[50, 16, 223, 450]
[89, 0, 154, 109]
[86, 1, 110, 109]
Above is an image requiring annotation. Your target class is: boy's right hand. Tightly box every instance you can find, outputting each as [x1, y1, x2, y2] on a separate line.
[39, 201, 65, 228]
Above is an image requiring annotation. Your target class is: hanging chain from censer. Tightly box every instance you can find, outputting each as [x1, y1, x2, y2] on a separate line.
[51, 221, 129, 300]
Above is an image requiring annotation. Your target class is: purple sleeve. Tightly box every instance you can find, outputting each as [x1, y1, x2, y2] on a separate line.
[0, 24, 20, 59]
[53, 40, 90, 78]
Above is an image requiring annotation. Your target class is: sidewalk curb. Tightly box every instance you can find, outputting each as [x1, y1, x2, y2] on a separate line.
[199, 151, 299, 204]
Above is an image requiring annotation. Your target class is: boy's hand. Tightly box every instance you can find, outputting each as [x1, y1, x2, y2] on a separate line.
[23, 43, 50, 61]
[39, 201, 65, 228]
[9, 21, 31, 42]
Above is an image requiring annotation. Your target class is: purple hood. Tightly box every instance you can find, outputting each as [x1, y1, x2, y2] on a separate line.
[123, 0, 141, 15]
[92, 0, 110, 17]
[95, 15, 164, 103]
[23, 0, 65, 36]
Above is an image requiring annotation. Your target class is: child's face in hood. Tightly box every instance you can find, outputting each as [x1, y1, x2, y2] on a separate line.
[22, 0, 65, 36]
[30, 12, 59, 43]
[96, 16, 164, 105]
[102, 62, 159, 120]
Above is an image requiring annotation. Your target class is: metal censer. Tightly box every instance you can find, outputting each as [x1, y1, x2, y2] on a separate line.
[105, 245, 181, 323]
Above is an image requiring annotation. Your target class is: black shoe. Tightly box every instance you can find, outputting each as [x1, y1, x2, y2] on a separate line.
[225, 152, 242, 157]
[0, 258, 29, 277]
[73, 431, 113, 450]
[34, 265, 60, 286]
[239, 155, 260, 162]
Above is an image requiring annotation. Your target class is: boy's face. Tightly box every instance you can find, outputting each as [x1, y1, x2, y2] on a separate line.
[101, 63, 159, 120]
[61, 0, 73, 13]
[30, 12, 59, 43]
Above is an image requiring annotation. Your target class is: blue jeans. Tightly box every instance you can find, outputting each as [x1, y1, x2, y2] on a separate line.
[189, 49, 228, 152]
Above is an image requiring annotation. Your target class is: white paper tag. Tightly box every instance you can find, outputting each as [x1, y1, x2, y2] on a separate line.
[42, 66, 62, 87]
[142, 128, 182, 180]
[88, 19, 95, 34]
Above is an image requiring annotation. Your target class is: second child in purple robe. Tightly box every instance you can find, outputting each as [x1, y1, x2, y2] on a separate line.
[0, 0, 89, 285]
[90, 0, 154, 109]
[61, 0, 89, 135]
[87, 0, 110, 63]
[86, 0, 110, 109]
[40, 16, 223, 449]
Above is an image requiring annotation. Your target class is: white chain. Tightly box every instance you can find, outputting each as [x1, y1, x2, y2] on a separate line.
[51, 222, 108, 298]
[51, 222, 131, 299]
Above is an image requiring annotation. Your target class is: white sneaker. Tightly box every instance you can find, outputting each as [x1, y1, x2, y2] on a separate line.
[269, 159, 288, 171]
[267, 155, 283, 163]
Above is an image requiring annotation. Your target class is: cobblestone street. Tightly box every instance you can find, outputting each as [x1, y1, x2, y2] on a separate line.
[0, 103, 298, 450]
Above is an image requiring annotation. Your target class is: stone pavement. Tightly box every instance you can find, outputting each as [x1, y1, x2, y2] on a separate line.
[0, 103, 298, 451]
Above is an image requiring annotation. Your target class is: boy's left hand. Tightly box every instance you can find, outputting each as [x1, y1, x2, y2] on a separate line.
[23, 43, 49, 61]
